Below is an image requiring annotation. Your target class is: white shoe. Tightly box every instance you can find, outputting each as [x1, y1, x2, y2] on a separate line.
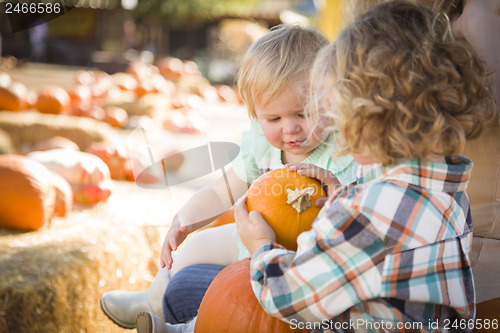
[101, 267, 170, 328]
[136, 312, 196, 333]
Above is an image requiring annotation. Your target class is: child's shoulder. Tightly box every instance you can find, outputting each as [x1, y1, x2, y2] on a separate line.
[239, 120, 273, 154]
[338, 179, 403, 209]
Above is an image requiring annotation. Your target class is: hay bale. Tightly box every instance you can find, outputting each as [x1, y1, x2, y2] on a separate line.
[107, 94, 171, 118]
[0, 181, 195, 333]
[0, 129, 14, 154]
[0, 111, 118, 152]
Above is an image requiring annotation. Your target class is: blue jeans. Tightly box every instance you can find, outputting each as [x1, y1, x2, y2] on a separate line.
[162, 264, 225, 324]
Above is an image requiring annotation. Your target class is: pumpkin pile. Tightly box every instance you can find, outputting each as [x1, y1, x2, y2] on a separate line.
[246, 168, 326, 250]
[0, 57, 243, 133]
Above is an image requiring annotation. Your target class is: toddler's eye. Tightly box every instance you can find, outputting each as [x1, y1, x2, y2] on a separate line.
[298, 114, 305, 118]
[269, 117, 280, 122]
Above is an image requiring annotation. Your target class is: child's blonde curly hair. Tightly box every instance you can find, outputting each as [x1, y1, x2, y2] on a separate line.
[343, 0, 467, 27]
[237, 24, 328, 118]
[310, 0, 495, 165]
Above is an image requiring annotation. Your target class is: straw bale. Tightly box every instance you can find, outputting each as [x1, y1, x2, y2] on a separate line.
[107, 94, 171, 118]
[0, 111, 118, 152]
[0, 129, 14, 154]
[0, 181, 194, 333]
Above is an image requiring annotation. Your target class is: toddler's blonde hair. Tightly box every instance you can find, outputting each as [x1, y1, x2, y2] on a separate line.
[237, 24, 328, 118]
[310, 0, 495, 165]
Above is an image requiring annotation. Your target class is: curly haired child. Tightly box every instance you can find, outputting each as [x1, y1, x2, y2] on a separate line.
[236, 1, 496, 331]
[343, 0, 500, 309]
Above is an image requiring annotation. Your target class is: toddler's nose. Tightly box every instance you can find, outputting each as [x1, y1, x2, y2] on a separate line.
[283, 120, 301, 134]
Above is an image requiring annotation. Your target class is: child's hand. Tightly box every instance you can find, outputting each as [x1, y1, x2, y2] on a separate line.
[286, 163, 342, 208]
[235, 197, 276, 255]
[160, 216, 190, 269]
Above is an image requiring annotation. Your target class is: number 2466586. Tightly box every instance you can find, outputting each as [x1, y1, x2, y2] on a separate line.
[5, 1, 61, 14]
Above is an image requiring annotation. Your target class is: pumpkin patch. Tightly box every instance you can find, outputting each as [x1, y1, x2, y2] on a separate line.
[246, 168, 326, 251]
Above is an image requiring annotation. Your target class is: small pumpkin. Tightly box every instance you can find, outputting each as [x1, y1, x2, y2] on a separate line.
[246, 168, 326, 250]
[195, 258, 309, 333]
[0, 71, 12, 88]
[0, 81, 28, 111]
[85, 141, 133, 180]
[102, 105, 129, 128]
[157, 57, 184, 81]
[201, 208, 235, 230]
[161, 109, 206, 134]
[50, 171, 73, 217]
[0, 155, 55, 231]
[216, 84, 239, 103]
[111, 72, 138, 92]
[74, 70, 95, 86]
[66, 84, 92, 108]
[27, 149, 113, 205]
[34, 85, 71, 114]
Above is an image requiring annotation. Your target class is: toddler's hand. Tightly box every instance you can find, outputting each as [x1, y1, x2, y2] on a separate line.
[235, 197, 276, 255]
[160, 216, 190, 269]
[286, 163, 342, 207]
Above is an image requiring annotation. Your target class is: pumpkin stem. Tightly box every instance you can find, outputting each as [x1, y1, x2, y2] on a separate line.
[286, 187, 315, 214]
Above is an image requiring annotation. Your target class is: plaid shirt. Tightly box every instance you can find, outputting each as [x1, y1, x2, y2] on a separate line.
[250, 156, 475, 332]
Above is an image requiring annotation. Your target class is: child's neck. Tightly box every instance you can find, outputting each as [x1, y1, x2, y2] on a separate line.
[426, 156, 446, 163]
[281, 150, 313, 165]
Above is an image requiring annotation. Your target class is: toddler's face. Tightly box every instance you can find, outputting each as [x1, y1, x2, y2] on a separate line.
[255, 85, 328, 164]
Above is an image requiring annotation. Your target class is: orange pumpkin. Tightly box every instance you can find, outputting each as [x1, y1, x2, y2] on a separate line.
[0, 155, 56, 231]
[27, 149, 113, 205]
[50, 171, 73, 217]
[34, 85, 71, 114]
[216, 84, 239, 103]
[181, 60, 201, 77]
[85, 141, 132, 180]
[0, 82, 28, 111]
[211, 208, 235, 227]
[162, 109, 206, 134]
[74, 70, 95, 86]
[195, 258, 309, 333]
[246, 168, 326, 250]
[111, 72, 138, 92]
[0, 71, 12, 88]
[200, 208, 235, 231]
[102, 106, 129, 128]
[67, 84, 92, 108]
[157, 57, 184, 80]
